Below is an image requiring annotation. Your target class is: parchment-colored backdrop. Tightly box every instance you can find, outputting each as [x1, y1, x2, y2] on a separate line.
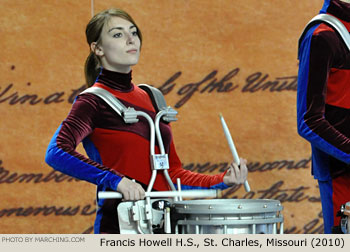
[0, 0, 325, 233]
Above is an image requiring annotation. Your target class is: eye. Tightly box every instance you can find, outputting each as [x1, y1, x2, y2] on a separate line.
[113, 32, 122, 38]
[132, 31, 138, 36]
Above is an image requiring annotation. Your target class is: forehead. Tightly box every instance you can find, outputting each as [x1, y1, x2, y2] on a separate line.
[104, 16, 135, 31]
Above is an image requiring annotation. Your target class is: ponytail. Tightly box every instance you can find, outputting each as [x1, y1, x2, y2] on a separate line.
[84, 52, 101, 87]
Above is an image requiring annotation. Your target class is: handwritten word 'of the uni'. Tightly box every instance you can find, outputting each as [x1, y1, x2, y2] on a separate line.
[1, 65, 296, 108]
[0, 157, 310, 184]
[158, 69, 297, 108]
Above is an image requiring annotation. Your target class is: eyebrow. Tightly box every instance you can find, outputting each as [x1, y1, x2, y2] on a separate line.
[108, 25, 136, 33]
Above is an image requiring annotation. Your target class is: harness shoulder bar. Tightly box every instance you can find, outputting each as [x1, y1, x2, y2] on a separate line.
[138, 84, 177, 123]
[298, 14, 350, 58]
[80, 86, 139, 123]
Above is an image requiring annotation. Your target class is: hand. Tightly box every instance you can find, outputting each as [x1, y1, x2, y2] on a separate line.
[117, 177, 145, 201]
[223, 158, 248, 186]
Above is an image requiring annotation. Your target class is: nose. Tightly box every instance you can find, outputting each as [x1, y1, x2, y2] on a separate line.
[126, 33, 135, 45]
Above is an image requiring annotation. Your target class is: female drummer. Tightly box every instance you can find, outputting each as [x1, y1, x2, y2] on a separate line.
[45, 8, 248, 234]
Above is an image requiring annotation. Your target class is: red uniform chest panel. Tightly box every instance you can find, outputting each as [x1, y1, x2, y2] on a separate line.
[326, 69, 350, 109]
[90, 128, 170, 191]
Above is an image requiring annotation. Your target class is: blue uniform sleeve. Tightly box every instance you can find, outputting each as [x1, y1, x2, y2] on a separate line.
[297, 25, 350, 165]
[45, 94, 124, 190]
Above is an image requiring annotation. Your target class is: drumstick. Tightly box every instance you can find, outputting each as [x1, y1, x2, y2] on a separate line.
[219, 113, 250, 192]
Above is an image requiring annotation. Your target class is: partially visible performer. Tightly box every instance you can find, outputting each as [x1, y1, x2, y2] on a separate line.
[297, 0, 350, 233]
[45, 8, 248, 234]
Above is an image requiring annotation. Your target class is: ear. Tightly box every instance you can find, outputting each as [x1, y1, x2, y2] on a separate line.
[90, 42, 104, 57]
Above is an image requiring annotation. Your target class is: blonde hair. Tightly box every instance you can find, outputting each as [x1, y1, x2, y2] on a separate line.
[84, 8, 142, 86]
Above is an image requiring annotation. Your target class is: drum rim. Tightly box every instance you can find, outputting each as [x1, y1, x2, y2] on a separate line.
[172, 199, 283, 214]
[173, 199, 281, 204]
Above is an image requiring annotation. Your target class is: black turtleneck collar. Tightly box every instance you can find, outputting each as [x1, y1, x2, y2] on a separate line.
[96, 68, 134, 92]
[328, 0, 350, 22]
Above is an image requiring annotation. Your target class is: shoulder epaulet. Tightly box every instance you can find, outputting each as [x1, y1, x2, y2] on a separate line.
[298, 14, 350, 58]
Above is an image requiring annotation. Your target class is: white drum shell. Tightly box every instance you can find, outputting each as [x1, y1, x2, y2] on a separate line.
[343, 202, 350, 234]
[172, 199, 283, 234]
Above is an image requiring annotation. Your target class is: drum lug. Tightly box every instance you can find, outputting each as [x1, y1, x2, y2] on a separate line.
[164, 207, 171, 233]
[145, 203, 152, 220]
[131, 205, 140, 221]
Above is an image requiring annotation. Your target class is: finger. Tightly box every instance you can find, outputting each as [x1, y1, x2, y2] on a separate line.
[240, 157, 246, 165]
[238, 164, 246, 183]
[124, 190, 130, 201]
[242, 164, 248, 180]
[240, 170, 246, 183]
[240, 162, 248, 180]
[238, 159, 248, 182]
[129, 180, 135, 200]
[243, 159, 248, 178]
[233, 162, 243, 183]
[129, 189, 135, 201]
[135, 184, 144, 200]
[133, 191, 139, 201]
[225, 165, 232, 176]
[225, 166, 234, 186]
[135, 187, 142, 201]
[139, 187, 145, 199]
[227, 163, 234, 173]
[132, 186, 138, 201]
[237, 169, 245, 183]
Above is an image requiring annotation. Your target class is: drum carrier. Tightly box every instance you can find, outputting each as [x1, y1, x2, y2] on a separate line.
[333, 202, 350, 234]
[81, 84, 284, 234]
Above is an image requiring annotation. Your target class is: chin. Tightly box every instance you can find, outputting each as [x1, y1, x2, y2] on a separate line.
[128, 59, 140, 66]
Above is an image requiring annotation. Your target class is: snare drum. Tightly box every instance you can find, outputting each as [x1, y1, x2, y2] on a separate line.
[172, 199, 283, 234]
[340, 202, 350, 234]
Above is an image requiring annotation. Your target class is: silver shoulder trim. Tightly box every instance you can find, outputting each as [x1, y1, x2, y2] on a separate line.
[138, 84, 177, 122]
[80, 87, 139, 123]
[138, 84, 167, 110]
[300, 13, 350, 51]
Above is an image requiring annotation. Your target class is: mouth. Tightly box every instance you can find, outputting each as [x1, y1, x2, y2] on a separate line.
[126, 49, 138, 54]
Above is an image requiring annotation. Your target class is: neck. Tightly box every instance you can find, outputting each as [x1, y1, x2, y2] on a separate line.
[95, 68, 133, 92]
[103, 66, 132, 74]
